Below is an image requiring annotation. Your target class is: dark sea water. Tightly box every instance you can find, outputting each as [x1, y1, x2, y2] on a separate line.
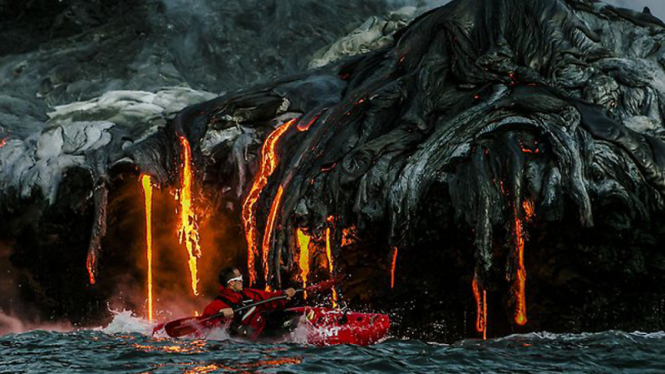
[1, 312, 665, 374]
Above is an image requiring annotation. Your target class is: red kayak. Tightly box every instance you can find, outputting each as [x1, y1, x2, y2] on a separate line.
[152, 307, 389, 346]
[286, 307, 390, 346]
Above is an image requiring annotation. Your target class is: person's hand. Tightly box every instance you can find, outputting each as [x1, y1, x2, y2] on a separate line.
[284, 288, 296, 300]
[221, 308, 234, 318]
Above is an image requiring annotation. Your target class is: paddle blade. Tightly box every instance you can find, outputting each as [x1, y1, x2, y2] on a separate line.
[162, 316, 208, 338]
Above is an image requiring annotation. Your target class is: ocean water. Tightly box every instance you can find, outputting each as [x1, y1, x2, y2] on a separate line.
[1, 311, 665, 373]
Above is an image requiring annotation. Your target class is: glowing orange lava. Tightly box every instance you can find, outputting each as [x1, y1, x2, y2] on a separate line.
[522, 198, 535, 222]
[483, 289, 487, 340]
[390, 247, 398, 288]
[298, 114, 319, 132]
[141, 175, 154, 321]
[178, 135, 202, 296]
[262, 185, 284, 285]
[0, 136, 7, 148]
[242, 118, 297, 285]
[341, 225, 357, 247]
[325, 217, 338, 308]
[296, 228, 311, 299]
[472, 276, 487, 339]
[86, 256, 96, 284]
[513, 207, 528, 326]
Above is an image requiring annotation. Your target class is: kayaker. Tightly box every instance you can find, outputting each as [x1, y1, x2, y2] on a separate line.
[202, 266, 296, 340]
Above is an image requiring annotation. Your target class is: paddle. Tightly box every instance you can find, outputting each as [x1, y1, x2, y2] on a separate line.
[161, 277, 342, 338]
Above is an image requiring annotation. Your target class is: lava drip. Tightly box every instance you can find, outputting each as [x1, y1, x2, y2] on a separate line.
[472, 276, 487, 340]
[141, 175, 154, 321]
[512, 205, 527, 326]
[390, 247, 398, 289]
[262, 185, 284, 285]
[177, 135, 202, 296]
[242, 118, 297, 285]
[296, 229, 311, 299]
[325, 216, 338, 308]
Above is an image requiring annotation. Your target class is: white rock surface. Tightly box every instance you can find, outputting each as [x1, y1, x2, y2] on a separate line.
[0, 87, 214, 204]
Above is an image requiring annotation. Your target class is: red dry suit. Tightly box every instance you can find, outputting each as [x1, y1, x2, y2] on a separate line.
[202, 286, 287, 340]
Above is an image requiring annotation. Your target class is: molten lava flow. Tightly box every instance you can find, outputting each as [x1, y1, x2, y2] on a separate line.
[177, 135, 202, 296]
[341, 225, 357, 247]
[298, 114, 319, 132]
[513, 206, 528, 326]
[262, 185, 284, 285]
[325, 217, 338, 308]
[522, 198, 535, 222]
[483, 289, 487, 340]
[141, 175, 154, 321]
[472, 276, 487, 339]
[296, 228, 311, 299]
[0, 136, 7, 148]
[86, 254, 96, 284]
[242, 118, 297, 285]
[390, 247, 398, 288]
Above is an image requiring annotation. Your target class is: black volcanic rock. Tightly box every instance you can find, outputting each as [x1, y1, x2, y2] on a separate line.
[181, 0, 665, 339]
[4, 0, 665, 341]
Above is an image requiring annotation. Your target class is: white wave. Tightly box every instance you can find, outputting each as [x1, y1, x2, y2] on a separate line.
[494, 330, 665, 342]
[100, 310, 155, 335]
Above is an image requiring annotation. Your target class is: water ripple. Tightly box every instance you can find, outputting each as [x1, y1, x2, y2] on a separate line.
[2, 330, 665, 373]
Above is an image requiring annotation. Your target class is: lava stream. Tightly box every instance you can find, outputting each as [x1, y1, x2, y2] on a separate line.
[325, 217, 338, 308]
[390, 247, 398, 289]
[262, 185, 284, 284]
[296, 229, 311, 299]
[472, 276, 487, 340]
[513, 206, 527, 325]
[242, 118, 297, 285]
[177, 135, 202, 296]
[140, 175, 154, 321]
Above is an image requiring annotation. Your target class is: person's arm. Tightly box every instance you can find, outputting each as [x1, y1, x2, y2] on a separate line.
[202, 299, 234, 318]
[244, 288, 296, 310]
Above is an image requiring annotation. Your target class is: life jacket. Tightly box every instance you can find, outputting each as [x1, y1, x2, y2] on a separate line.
[214, 290, 265, 338]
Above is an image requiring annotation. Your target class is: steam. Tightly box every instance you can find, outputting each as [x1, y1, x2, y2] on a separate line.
[0, 313, 73, 335]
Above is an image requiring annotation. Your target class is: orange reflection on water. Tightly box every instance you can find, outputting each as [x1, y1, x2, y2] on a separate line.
[133, 340, 207, 354]
[183, 356, 301, 374]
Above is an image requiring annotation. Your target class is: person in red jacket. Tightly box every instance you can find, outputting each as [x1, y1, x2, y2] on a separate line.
[202, 266, 296, 340]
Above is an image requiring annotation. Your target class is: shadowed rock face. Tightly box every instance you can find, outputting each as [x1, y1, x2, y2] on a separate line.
[4, 0, 665, 340]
